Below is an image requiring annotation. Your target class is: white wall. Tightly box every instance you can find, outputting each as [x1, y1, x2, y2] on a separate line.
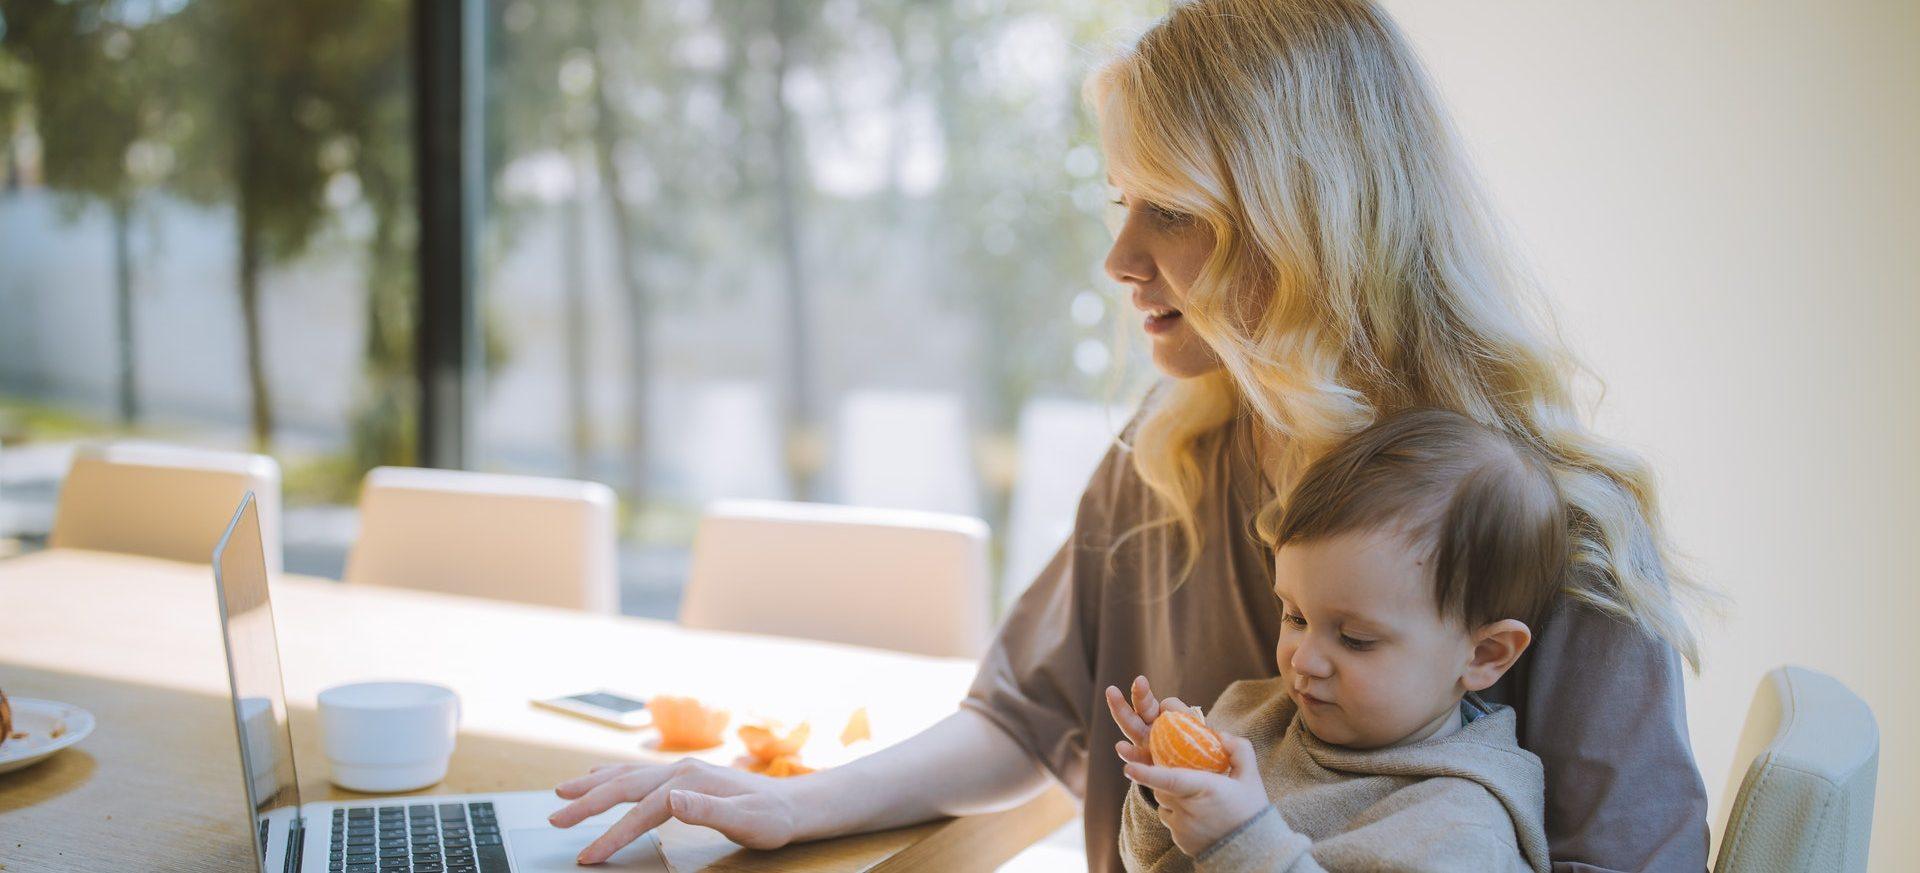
[1383, 2, 1919, 868]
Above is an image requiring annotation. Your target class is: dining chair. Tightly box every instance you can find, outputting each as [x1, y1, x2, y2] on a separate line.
[679, 499, 992, 659]
[1713, 665, 1878, 872]
[49, 442, 283, 572]
[343, 466, 619, 613]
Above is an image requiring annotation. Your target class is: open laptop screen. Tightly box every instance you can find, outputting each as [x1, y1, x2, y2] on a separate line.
[213, 492, 304, 861]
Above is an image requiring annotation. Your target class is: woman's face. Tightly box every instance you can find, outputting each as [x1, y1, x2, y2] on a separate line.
[1104, 185, 1224, 379]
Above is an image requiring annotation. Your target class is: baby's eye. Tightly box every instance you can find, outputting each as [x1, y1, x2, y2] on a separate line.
[1282, 612, 1307, 630]
[1340, 635, 1375, 651]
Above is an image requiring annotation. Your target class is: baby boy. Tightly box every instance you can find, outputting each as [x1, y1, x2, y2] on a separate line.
[1107, 408, 1565, 872]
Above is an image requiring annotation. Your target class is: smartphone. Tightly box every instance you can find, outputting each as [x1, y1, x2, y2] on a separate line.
[533, 690, 650, 729]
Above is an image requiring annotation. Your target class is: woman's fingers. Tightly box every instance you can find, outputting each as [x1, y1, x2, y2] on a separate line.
[555, 764, 636, 800]
[1105, 685, 1151, 747]
[574, 781, 677, 865]
[550, 762, 679, 828]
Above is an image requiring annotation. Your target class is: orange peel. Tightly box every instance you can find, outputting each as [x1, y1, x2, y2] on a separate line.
[738, 721, 810, 762]
[750, 754, 815, 778]
[839, 707, 871, 746]
[649, 695, 730, 751]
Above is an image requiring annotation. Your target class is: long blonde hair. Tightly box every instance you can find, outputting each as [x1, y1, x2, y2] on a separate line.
[1089, 0, 1709, 667]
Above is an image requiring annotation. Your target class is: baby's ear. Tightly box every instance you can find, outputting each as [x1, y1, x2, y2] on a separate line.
[1461, 619, 1532, 692]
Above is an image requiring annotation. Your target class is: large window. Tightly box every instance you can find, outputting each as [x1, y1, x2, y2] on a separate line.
[0, 0, 417, 573]
[0, 0, 1160, 616]
[476, 0, 1161, 614]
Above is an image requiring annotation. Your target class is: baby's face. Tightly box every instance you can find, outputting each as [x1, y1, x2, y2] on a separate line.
[1272, 529, 1479, 749]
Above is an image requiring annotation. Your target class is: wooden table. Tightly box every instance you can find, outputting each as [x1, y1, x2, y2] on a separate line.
[0, 549, 1074, 872]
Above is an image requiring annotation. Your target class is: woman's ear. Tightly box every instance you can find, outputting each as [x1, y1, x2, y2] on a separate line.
[1461, 619, 1532, 692]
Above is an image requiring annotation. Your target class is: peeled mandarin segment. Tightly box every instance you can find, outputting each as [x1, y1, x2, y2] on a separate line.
[1148, 708, 1230, 773]
[739, 722, 810, 762]
[651, 696, 730, 751]
[839, 707, 871, 746]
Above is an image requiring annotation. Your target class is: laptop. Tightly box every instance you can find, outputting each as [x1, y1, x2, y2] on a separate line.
[212, 492, 670, 872]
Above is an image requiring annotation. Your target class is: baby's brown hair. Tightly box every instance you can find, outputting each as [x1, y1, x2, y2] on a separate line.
[1274, 408, 1568, 630]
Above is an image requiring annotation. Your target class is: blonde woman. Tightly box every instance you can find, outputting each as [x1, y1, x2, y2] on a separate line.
[549, 1, 1710, 870]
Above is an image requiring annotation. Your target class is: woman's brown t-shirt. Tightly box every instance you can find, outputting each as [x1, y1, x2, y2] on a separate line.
[962, 416, 1709, 873]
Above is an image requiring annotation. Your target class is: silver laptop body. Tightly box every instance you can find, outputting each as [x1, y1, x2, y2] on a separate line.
[211, 492, 666, 872]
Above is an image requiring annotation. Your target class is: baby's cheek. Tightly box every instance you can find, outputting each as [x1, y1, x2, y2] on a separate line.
[1347, 665, 1422, 730]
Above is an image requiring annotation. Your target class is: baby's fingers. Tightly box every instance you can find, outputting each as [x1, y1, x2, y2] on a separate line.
[1130, 675, 1162, 723]
[1222, 733, 1258, 777]
[1114, 739, 1153, 767]
[1123, 762, 1211, 800]
[1105, 685, 1152, 747]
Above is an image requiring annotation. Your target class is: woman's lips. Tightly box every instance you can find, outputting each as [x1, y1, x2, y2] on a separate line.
[1143, 308, 1183, 335]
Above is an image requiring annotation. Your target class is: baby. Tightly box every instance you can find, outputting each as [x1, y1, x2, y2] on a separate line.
[1107, 408, 1565, 872]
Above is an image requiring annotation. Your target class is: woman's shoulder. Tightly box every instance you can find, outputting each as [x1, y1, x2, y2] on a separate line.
[1078, 386, 1260, 514]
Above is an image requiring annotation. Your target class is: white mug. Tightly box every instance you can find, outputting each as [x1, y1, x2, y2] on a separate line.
[317, 682, 460, 793]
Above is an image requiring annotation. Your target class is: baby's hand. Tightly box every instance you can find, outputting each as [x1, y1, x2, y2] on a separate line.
[1105, 675, 1172, 767]
[1123, 731, 1270, 857]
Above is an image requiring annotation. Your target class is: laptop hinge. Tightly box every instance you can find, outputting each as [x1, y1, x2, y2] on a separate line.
[283, 817, 305, 873]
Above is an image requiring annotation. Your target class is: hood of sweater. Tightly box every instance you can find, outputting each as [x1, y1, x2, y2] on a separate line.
[1209, 676, 1551, 872]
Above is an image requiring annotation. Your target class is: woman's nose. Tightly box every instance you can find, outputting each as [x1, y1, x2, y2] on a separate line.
[1103, 223, 1153, 286]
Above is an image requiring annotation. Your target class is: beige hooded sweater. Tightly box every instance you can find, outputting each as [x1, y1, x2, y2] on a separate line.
[1119, 677, 1551, 873]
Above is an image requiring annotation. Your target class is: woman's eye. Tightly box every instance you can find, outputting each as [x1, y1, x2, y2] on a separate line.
[1340, 635, 1375, 651]
[1149, 204, 1190, 224]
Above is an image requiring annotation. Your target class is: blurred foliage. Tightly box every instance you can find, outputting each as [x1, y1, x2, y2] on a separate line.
[484, 0, 1161, 527]
[1, 0, 1164, 541]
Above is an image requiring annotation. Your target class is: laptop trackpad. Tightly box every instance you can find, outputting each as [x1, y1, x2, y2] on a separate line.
[508, 828, 669, 871]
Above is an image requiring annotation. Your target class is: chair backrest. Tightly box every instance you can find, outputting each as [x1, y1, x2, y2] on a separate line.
[343, 466, 619, 613]
[49, 442, 283, 572]
[679, 499, 991, 659]
[1714, 665, 1878, 873]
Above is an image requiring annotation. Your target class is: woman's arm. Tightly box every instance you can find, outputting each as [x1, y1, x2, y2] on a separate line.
[788, 708, 1055, 836]
[548, 708, 1051, 863]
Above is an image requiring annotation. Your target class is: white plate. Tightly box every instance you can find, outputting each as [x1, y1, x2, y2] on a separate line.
[0, 698, 96, 775]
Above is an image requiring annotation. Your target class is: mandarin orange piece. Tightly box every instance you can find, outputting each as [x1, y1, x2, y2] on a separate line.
[649, 695, 730, 751]
[739, 721, 810, 762]
[757, 754, 815, 778]
[0, 686, 10, 749]
[839, 707, 871, 746]
[1148, 707, 1230, 773]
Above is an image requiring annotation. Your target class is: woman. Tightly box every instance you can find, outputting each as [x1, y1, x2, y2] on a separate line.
[549, 1, 1711, 870]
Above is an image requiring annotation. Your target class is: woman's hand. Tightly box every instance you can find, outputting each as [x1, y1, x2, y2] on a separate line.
[1122, 732, 1271, 857]
[548, 758, 802, 864]
[1106, 674, 1169, 767]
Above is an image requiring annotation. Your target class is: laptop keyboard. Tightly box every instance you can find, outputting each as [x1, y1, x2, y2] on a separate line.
[327, 801, 508, 873]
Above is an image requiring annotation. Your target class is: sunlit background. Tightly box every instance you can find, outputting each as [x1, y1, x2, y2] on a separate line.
[0, 0, 1159, 618]
[1, 1, 1915, 869]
